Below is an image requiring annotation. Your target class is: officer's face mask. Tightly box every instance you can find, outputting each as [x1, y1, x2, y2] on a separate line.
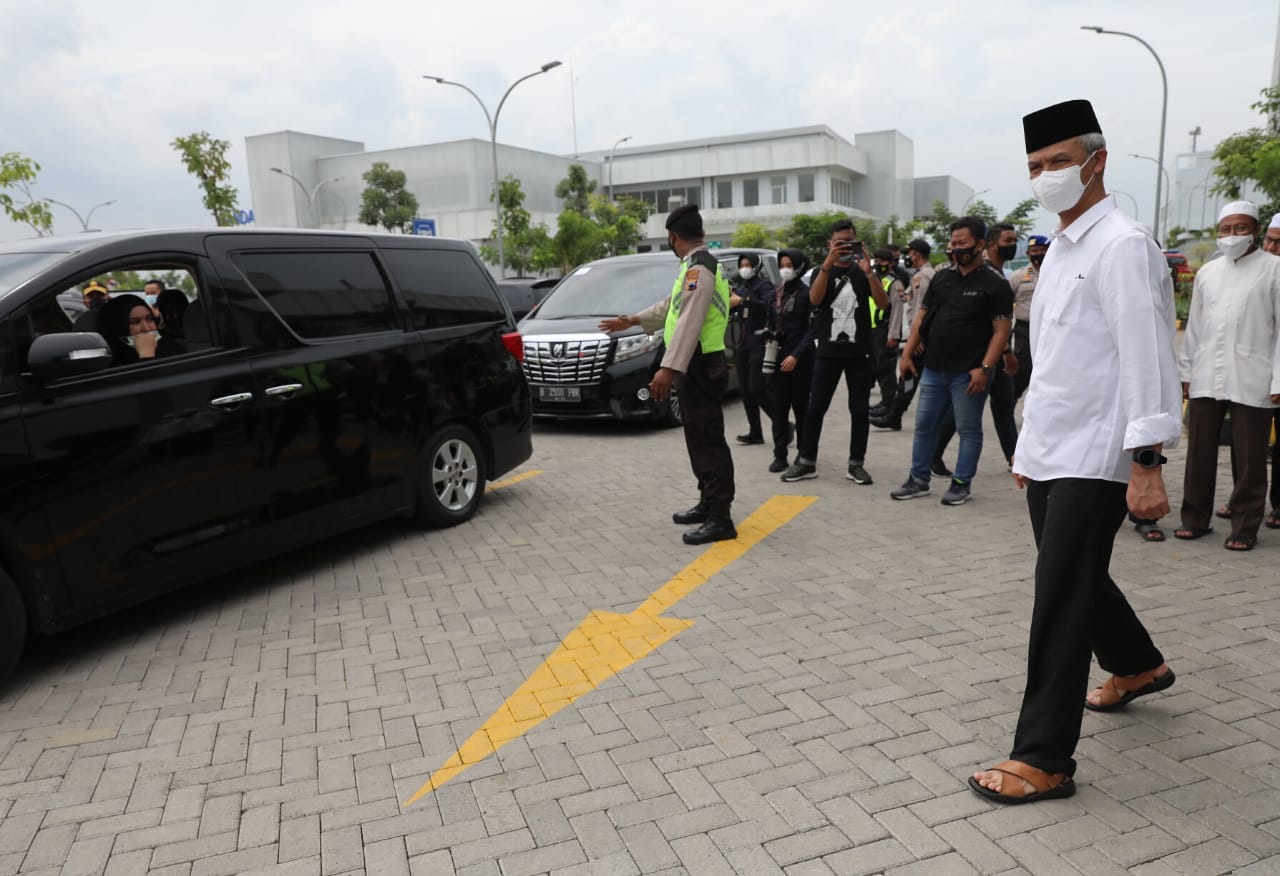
[1029, 253, 1045, 267]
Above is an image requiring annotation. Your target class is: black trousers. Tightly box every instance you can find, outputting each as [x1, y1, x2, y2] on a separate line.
[935, 359, 1019, 463]
[871, 325, 898, 408]
[1181, 399, 1274, 538]
[768, 353, 812, 460]
[1010, 479, 1164, 776]
[1013, 322, 1033, 400]
[1223, 409, 1280, 513]
[798, 355, 873, 465]
[733, 343, 771, 436]
[677, 352, 735, 518]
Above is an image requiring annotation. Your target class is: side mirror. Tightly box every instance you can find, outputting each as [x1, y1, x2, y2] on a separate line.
[27, 332, 113, 381]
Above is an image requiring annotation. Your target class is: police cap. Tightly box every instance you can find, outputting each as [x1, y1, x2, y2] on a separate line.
[665, 204, 703, 239]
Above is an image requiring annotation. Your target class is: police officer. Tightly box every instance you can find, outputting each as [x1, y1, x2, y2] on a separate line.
[598, 205, 737, 545]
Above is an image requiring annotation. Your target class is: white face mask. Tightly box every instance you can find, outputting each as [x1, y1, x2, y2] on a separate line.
[738, 266, 755, 280]
[1218, 234, 1253, 261]
[1031, 151, 1099, 214]
[779, 267, 797, 283]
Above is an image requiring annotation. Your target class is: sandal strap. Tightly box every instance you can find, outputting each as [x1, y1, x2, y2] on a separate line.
[1111, 668, 1164, 693]
[989, 760, 1061, 794]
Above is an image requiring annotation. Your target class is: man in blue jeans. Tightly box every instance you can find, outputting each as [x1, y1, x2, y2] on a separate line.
[891, 216, 1013, 505]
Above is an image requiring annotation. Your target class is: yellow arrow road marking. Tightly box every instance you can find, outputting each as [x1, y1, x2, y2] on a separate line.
[489, 469, 543, 492]
[402, 494, 816, 807]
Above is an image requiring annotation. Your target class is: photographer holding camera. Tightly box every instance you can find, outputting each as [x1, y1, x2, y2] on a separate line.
[764, 248, 813, 473]
[780, 218, 888, 485]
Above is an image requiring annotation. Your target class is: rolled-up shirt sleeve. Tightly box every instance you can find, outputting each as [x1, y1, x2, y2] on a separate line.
[1099, 234, 1183, 450]
[660, 264, 715, 373]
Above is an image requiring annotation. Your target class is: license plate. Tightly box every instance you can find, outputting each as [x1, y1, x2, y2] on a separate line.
[536, 385, 581, 402]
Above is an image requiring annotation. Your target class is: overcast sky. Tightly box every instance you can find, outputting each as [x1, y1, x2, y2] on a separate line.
[2, 0, 1276, 243]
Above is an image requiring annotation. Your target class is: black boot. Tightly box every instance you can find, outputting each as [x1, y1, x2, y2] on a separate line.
[768, 456, 789, 473]
[682, 516, 737, 545]
[672, 503, 708, 525]
[736, 432, 765, 445]
[869, 414, 901, 431]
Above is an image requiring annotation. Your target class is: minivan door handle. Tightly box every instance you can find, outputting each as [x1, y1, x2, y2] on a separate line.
[264, 383, 304, 399]
[209, 392, 254, 410]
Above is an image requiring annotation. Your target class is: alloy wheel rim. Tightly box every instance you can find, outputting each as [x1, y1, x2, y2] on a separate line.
[432, 439, 478, 511]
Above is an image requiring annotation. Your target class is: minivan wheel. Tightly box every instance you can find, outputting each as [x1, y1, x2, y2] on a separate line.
[0, 570, 27, 686]
[418, 424, 486, 528]
[659, 386, 683, 428]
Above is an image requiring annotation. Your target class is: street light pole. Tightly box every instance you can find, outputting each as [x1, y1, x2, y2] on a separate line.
[1082, 26, 1168, 242]
[608, 136, 631, 202]
[45, 198, 116, 232]
[962, 188, 991, 212]
[269, 167, 339, 228]
[423, 61, 562, 278]
[1111, 189, 1140, 220]
[1131, 154, 1171, 238]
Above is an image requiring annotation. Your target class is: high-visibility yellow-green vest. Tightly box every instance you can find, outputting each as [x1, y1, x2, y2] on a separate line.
[664, 251, 730, 354]
[870, 274, 892, 329]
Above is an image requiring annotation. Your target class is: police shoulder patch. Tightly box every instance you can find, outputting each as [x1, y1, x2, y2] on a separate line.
[685, 267, 701, 290]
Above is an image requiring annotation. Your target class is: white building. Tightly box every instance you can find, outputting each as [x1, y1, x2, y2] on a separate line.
[245, 126, 972, 254]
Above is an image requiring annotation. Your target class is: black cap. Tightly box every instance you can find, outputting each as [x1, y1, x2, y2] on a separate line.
[665, 204, 703, 238]
[873, 248, 893, 261]
[1023, 99, 1102, 153]
[906, 238, 931, 257]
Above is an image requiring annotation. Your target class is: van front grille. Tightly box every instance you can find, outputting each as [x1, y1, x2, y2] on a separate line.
[522, 337, 612, 384]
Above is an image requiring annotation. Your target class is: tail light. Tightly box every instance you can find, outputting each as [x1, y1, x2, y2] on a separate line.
[501, 331, 524, 363]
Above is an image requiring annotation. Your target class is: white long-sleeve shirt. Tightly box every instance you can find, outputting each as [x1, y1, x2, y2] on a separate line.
[1177, 247, 1280, 408]
[1013, 195, 1182, 484]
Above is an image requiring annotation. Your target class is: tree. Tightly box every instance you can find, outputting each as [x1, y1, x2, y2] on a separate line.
[731, 222, 777, 249]
[777, 210, 855, 266]
[543, 210, 606, 275]
[0, 152, 54, 236]
[555, 164, 596, 216]
[590, 193, 652, 257]
[358, 162, 419, 234]
[171, 132, 240, 227]
[1212, 85, 1280, 222]
[479, 175, 551, 275]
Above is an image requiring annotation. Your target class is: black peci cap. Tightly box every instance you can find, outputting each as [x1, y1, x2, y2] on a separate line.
[665, 204, 703, 238]
[873, 248, 893, 261]
[1022, 99, 1102, 153]
[906, 238, 931, 257]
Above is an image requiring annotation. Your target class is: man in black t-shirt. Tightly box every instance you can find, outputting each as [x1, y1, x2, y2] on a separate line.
[890, 217, 1013, 505]
[780, 218, 889, 485]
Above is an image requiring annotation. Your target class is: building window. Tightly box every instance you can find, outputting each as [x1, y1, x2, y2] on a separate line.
[743, 179, 759, 207]
[771, 176, 787, 205]
[798, 173, 815, 203]
[716, 181, 732, 209]
[830, 178, 853, 208]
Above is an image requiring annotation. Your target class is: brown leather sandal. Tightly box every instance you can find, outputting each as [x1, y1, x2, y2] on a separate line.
[967, 760, 1075, 805]
[1085, 666, 1175, 712]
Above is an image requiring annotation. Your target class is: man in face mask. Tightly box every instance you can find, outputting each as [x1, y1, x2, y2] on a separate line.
[985, 224, 1019, 278]
[729, 253, 778, 445]
[1007, 234, 1050, 399]
[891, 216, 1012, 506]
[969, 98, 1182, 806]
[1173, 200, 1280, 551]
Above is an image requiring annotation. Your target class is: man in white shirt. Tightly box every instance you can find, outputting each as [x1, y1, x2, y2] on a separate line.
[1173, 201, 1280, 550]
[969, 99, 1182, 806]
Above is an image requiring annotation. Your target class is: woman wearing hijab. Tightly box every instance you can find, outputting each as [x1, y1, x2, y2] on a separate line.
[765, 247, 812, 472]
[95, 293, 185, 365]
[730, 252, 778, 445]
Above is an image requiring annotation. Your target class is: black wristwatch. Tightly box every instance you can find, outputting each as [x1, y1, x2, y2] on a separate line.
[980, 364, 994, 376]
[1132, 448, 1167, 469]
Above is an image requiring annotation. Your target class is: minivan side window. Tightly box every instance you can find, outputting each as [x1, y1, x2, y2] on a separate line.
[382, 249, 507, 329]
[232, 251, 398, 339]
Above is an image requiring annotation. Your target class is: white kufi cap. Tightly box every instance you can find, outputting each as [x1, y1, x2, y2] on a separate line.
[1218, 200, 1259, 223]
[1270, 213, 1280, 230]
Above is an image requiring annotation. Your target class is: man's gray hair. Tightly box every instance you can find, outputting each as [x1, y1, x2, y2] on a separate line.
[1079, 132, 1107, 154]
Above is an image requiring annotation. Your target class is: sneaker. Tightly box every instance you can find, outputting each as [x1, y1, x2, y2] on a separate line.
[780, 461, 817, 482]
[890, 478, 930, 500]
[846, 463, 873, 484]
[768, 457, 789, 474]
[940, 481, 972, 505]
[931, 458, 953, 478]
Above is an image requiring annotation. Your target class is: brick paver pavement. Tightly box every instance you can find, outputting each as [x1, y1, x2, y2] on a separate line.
[1, 388, 1277, 875]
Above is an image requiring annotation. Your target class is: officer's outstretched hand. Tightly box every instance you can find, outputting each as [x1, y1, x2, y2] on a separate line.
[650, 367, 677, 402]
[598, 315, 634, 333]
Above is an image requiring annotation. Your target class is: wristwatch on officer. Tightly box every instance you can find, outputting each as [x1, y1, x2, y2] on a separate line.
[980, 363, 994, 377]
[1132, 447, 1167, 469]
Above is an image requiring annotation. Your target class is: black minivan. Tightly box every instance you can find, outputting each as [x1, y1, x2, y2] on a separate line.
[519, 248, 778, 425]
[0, 229, 532, 681]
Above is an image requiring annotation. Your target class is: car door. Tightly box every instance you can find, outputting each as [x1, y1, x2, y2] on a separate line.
[206, 235, 419, 537]
[15, 253, 268, 612]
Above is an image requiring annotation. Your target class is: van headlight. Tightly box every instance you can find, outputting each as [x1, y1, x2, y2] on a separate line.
[612, 330, 661, 364]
